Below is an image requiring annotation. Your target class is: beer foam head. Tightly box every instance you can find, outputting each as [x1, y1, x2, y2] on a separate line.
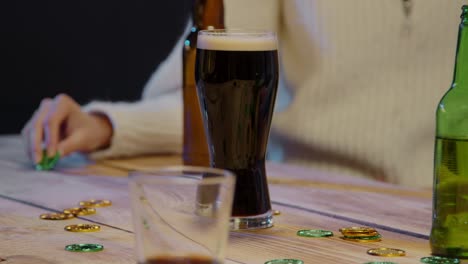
[197, 30, 277, 51]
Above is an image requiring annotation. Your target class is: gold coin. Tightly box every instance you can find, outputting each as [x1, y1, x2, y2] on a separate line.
[64, 224, 101, 232]
[63, 207, 96, 216]
[39, 213, 75, 220]
[367, 248, 406, 257]
[339, 226, 377, 234]
[273, 210, 281, 215]
[342, 231, 380, 237]
[79, 199, 112, 208]
[341, 237, 382, 243]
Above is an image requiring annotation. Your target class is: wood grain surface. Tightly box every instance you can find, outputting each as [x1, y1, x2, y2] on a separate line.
[0, 136, 464, 264]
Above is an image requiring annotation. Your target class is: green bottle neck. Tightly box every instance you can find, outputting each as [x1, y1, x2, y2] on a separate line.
[452, 7, 468, 88]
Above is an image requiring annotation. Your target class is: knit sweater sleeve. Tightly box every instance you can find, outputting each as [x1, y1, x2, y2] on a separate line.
[84, 91, 182, 159]
[83, 20, 190, 159]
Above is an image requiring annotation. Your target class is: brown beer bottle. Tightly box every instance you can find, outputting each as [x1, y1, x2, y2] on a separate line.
[183, 0, 224, 166]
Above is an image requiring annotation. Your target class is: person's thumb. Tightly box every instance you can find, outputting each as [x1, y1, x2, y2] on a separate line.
[57, 131, 87, 157]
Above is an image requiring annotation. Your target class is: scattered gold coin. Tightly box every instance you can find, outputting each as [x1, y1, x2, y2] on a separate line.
[64, 224, 101, 232]
[341, 237, 382, 243]
[79, 199, 112, 208]
[339, 226, 383, 242]
[39, 213, 75, 220]
[367, 248, 406, 257]
[273, 210, 281, 215]
[339, 226, 377, 235]
[63, 207, 96, 216]
[342, 231, 380, 237]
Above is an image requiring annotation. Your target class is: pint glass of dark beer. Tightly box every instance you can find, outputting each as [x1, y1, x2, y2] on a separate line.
[195, 30, 278, 230]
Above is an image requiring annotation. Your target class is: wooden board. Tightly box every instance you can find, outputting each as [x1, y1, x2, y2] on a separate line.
[0, 197, 135, 264]
[0, 188, 433, 264]
[228, 202, 432, 264]
[0, 135, 459, 264]
[0, 154, 431, 236]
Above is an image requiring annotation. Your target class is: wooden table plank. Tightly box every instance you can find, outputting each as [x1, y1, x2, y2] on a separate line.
[229, 203, 431, 264]
[0, 194, 246, 264]
[269, 183, 431, 236]
[0, 135, 128, 176]
[266, 162, 432, 198]
[0, 187, 432, 264]
[0, 135, 454, 263]
[101, 159, 434, 236]
[0, 164, 134, 231]
[0, 156, 432, 237]
[97, 155, 182, 173]
[0, 196, 135, 264]
[0, 159, 435, 263]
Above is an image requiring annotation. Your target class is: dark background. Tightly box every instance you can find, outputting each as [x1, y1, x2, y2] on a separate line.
[0, 1, 190, 134]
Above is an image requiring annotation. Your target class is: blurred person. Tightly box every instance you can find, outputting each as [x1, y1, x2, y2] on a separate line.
[22, 0, 467, 187]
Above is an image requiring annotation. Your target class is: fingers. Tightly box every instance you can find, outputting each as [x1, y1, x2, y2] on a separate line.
[43, 94, 77, 158]
[57, 131, 86, 157]
[57, 113, 113, 157]
[22, 98, 52, 163]
[21, 93, 80, 165]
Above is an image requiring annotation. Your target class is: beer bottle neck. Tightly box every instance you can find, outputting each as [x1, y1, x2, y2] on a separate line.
[192, 0, 224, 30]
[452, 6, 468, 88]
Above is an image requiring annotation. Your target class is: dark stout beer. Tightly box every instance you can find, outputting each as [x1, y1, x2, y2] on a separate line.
[195, 31, 278, 218]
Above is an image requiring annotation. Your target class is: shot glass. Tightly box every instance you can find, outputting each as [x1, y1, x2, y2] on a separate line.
[129, 166, 235, 264]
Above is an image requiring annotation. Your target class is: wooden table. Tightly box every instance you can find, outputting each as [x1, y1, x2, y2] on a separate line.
[0, 135, 460, 264]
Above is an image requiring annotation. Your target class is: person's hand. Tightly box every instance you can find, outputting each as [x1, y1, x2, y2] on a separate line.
[21, 94, 113, 164]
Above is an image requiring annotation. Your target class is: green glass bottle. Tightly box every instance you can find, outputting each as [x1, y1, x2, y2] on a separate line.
[430, 5, 468, 259]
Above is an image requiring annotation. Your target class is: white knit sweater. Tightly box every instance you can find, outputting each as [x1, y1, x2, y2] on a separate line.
[85, 0, 468, 187]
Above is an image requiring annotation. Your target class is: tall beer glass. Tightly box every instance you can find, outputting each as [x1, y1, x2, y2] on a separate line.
[195, 30, 278, 230]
